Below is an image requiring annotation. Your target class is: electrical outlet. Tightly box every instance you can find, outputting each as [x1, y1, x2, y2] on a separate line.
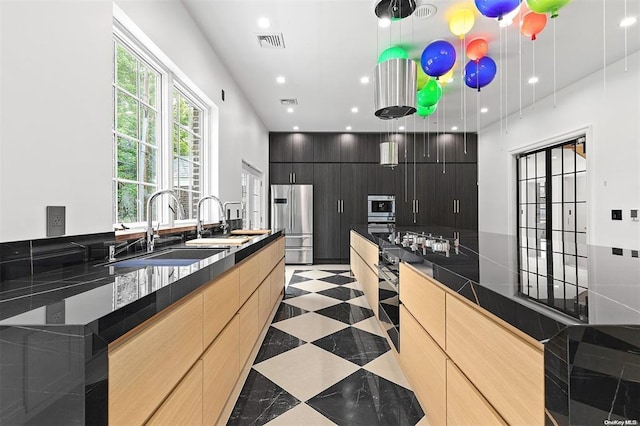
[46, 206, 66, 237]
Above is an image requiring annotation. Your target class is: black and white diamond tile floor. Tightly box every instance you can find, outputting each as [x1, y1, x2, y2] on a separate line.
[226, 265, 426, 425]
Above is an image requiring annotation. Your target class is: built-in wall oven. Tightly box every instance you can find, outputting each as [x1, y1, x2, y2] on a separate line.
[367, 195, 395, 224]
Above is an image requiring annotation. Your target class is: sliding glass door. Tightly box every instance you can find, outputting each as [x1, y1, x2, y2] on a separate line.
[517, 137, 588, 320]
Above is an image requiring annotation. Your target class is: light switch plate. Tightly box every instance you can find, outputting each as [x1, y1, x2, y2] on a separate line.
[612, 209, 622, 221]
[46, 206, 66, 237]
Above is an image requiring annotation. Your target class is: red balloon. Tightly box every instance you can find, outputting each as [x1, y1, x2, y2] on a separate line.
[520, 11, 547, 41]
[466, 38, 488, 63]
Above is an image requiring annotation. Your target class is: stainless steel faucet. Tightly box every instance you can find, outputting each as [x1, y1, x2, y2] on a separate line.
[196, 195, 239, 238]
[147, 189, 183, 253]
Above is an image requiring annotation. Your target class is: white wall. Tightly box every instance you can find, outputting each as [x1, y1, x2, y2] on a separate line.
[478, 50, 640, 249]
[0, 1, 113, 241]
[0, 0, 268, 242]
[113, 0, 269, 221]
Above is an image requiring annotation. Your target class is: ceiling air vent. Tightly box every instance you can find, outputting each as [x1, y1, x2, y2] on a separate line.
[413, 3, 437, 19]
[280, 99, 298, 106]
[257, 33, 285, 49]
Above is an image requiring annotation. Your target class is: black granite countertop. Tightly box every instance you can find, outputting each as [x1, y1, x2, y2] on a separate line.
[352, 225, 640, 342]
[0, 230, 283, 333]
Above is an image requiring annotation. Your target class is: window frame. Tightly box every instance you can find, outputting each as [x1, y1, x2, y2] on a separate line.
[112, 21, 210, 229]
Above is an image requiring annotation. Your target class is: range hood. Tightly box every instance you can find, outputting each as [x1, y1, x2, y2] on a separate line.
[380, 141, 399, 168]
[374, 58, 417, 119]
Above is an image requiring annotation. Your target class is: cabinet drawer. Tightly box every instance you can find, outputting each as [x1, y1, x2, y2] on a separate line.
[203, 268, 239, 347]
[109, 294, 203, 426]
[146, 361, 203, 426]
[399, 306, 446, 426]
[399, 263, 446, 347]
[202, 315, 240, 425]
[446, 360, 506, 426]
[259, 277, 272, 327]
[239, 252, 261, 304]
[239, 290, 260, 368]
[270, 258, 285, 307]
[350, 231, 378, 273]
[446, 294, 544, 425]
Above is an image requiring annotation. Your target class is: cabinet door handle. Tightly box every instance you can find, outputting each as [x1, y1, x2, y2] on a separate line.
[453, 199, 456, 213]
[416, 199, 419, 213]
[337, 200, 340, 213]
[293, 173, 296, 183]
[456, 199, 460, 213]
[341, 200, 344, 213]
[289, 173, 292, 184]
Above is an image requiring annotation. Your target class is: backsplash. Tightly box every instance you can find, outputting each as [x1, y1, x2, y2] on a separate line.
[0, 219, 243, 283]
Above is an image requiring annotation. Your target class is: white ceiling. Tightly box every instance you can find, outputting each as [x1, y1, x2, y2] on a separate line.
[181, 0, 639, 133]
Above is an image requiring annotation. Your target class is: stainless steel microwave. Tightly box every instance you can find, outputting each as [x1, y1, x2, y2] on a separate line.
[367, 195, 396, 223]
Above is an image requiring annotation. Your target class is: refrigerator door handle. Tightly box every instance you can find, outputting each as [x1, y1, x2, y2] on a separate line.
[292, 187, 296, 229]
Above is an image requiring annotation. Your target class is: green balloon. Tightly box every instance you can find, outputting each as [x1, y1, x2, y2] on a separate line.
[526, 0, 572, 18]
[416, 63, 429, 91]
[416, 79, 442, 108]
[416, 104, 437, 118]
[378, 46, 409, 63]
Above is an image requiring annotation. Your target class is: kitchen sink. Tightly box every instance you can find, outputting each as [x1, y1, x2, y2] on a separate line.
[109, 247, 228, 268]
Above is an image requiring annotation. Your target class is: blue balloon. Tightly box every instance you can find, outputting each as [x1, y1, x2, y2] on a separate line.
[474, 0, 521, 19]
[420, 40, 456, 79]
[464, 57, 497, 91]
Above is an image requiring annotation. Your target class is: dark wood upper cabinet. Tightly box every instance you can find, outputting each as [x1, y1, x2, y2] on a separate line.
[291, 133, 314, 162]
[269, 133, 291, 162]
[313, 133, 341, 162]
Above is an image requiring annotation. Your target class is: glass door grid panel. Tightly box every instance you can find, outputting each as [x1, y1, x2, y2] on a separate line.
[517, 138, 588, 321]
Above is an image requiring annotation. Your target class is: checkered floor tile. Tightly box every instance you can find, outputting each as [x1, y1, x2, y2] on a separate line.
[226, 266, 425, 425]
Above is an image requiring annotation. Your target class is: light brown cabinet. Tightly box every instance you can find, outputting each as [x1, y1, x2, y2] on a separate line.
[147, 361, 203, 426]
[399, 305, 447, 426]
[202, 316, 240, 424]
[398, 262, 544, 425]
[108, 237, 285, 425]
[349, 231, 378, 316]
[109, 293, 203, 426]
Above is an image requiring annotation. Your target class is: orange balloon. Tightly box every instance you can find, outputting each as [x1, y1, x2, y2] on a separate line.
[466, 38, 488, 63]
[520, 11, 547, 41]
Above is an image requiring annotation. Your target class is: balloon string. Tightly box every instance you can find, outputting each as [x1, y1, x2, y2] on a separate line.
[603, 0, 606, 101]
[443, 93, 446, 174]
[504, 25, 508, 134]
[427, 113, 430, 158]
[423, 118, 426, 157]
[499, 25, 503, 139]
[553, 18, 557, 108]
[476, 81, 480, 133]
[460, 37, 464, 120]
[624, 0, 628, 71]
[519, 10, 522, 119]
[532, 41, 536, 109]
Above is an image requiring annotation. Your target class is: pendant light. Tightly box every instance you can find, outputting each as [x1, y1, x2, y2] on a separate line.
[380, 140, 399, 168]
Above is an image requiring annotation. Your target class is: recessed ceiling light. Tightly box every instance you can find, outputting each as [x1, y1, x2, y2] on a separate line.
[287, 107, 294, 113]
[346, 126, 352, 131]
[257, 17, 271, 29]
[378, 17, 391, 28]
[480, 107, 488, 113]
[360, 76, 370, 84]
[528, 76, 539, 84]
[451, 126, 458, 131]
[620, 16, 637, 27]
[293, 126, 299, 130]
[276, 76, 286, 84]
[552, 156, 558, 160]
[399, 126, 405, 131]
[351, 107, 358, 113]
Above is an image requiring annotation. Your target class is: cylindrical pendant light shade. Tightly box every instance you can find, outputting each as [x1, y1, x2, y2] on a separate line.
[374, 58, 417, 119]
[380, 141, 399, 168]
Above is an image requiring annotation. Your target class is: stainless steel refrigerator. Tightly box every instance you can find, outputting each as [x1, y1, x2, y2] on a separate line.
[271, 184, 313, 264]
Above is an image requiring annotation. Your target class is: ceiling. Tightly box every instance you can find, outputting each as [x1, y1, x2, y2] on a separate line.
[181, 0, 639, 133]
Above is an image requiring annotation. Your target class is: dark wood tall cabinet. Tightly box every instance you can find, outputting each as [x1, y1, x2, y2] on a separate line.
[269, 131, 478, 263]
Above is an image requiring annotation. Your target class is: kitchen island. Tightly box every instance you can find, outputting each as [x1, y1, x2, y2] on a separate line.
[0, 230, 284, 425]
[350, 225, 639, 425]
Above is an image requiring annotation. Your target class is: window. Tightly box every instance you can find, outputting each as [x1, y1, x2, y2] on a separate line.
[112, 39, 160, 224]
[517, 137, 588, 320]
[241, 162, 264, 229]
[112, 27, 210, 227]
[172, 88, 203, 220]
